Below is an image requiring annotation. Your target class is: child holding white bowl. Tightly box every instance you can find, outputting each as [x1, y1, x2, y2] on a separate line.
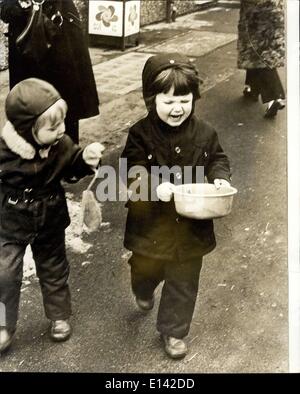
[121, 53, 232, 359]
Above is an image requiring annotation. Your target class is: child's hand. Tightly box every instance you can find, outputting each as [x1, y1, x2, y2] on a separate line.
[214, 179, 231, 189]
[83, 142, 105, 169]
[156, 182, 175, 202]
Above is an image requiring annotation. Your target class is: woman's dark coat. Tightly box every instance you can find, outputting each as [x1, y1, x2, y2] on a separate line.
[237, 0, 285, 69]
[121, 112, 231, 261]
[0, 0, 99, 120]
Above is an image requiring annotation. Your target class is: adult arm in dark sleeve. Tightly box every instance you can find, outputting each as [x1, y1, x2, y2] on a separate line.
[0, 0, 27, 23]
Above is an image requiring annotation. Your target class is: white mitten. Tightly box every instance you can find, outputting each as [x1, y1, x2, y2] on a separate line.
[156, 182, 175, 202]
[83, 142, 105, 168]
[213, 179, 231, 189]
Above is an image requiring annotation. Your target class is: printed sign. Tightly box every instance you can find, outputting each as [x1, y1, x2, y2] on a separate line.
[89, 1, 123, 37]
[89, 1, 140, 37]
[125, 1, 140, 37]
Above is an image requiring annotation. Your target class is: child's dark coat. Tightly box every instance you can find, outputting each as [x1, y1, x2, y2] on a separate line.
[0, 124, 93, 242]
[122, 112, 231, 261]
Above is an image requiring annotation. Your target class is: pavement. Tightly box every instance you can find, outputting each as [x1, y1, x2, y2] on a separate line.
[0, 4, 288, 373]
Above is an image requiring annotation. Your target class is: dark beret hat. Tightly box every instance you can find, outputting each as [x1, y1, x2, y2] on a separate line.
[142, 53, 200, 100]
[5, 78, 61, 132]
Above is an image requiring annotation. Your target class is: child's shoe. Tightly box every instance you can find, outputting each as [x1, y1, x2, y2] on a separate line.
[0, 327, 14, 354]
[162, 335, 188, 359]
[135, 295, 154, 311]
[49, 320, 72, 342]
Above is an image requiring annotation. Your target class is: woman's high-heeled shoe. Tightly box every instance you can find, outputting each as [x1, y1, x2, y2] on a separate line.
[264, 99, 285, 118]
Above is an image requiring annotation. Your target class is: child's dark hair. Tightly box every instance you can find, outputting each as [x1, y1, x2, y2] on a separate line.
[144, 65, 201, 111]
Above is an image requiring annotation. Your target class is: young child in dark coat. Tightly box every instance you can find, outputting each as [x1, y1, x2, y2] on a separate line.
[121, 53, 232, 359]
[0, 78, 104, 353]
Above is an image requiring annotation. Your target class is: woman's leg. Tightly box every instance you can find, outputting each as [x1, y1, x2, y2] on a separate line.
[244, 68, 285, 117]
[257, 68, 285, 104]
[244, 69, 259, 100]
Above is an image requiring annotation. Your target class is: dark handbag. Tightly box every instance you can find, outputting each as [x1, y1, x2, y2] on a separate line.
[16, 0, 62, 64]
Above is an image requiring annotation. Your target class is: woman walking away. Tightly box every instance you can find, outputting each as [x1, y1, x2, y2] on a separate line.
[237, 0, 285, 118]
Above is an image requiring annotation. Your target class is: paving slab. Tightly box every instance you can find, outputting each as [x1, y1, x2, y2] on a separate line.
[93, 52, 153, 96]
[140, 30, 237, 57]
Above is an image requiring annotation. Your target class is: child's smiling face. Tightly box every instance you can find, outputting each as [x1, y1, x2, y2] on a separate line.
[155, 86, 193, 127]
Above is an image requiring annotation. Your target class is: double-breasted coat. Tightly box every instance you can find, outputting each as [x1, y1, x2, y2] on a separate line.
[0, 0, 99, 120]
[237, 0, 285, 69]
[121, 112, 231, 262]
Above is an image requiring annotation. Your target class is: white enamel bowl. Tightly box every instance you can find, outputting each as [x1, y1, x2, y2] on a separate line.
[173, 183, 237, 219]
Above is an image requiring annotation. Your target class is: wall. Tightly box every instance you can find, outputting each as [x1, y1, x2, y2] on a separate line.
[76, 0, 198, 28]
[140, 0, 198, 26]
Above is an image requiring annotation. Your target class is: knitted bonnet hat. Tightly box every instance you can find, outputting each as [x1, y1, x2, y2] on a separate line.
[5, 78, 61, 133]
[142, 53, 201, 101]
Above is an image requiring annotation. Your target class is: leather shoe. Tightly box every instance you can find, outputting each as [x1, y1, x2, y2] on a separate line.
[49, 320, 72, 342]
[162, 335, 188, 359]
[135, 295, 154, 311]
[264, 100, 285, 118]
[0, 328, 14, 354]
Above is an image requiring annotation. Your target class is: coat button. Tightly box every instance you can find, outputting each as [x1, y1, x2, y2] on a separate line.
[176, 217, 180, 223]
[204, 151, 208, 158]
[175, 146, 181, 154]
[148, 154, 152, 160]
[70, 18, 74, 22]
[176, 172, 182, 180]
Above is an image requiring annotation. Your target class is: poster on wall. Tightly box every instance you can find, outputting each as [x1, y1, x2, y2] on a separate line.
[125, 1, 140, 37]
[88, 0, 123, 37]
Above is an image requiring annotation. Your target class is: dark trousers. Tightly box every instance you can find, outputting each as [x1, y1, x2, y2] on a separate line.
[0, 231, 71, 333]
[64, 115, 79, 144]
[129, 253, 203, 339]
[245, 68, 285, 103]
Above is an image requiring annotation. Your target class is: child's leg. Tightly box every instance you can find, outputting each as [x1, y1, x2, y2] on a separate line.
[31, 231, 71, 321]
[128, 253, 164, 301]
[0, 237, 27, 333]
[157, 256, 203, 339]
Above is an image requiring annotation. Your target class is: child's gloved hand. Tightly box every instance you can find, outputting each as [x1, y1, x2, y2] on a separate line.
[83, 142, 105, 169]
[214, 179, 231, 189]
[156, 182, 175, 202]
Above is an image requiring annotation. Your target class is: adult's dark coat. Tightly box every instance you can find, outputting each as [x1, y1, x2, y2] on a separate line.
[121, 112, 231, 262]
[237, 0, 285, 69]
[0, 0, 99, 120]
